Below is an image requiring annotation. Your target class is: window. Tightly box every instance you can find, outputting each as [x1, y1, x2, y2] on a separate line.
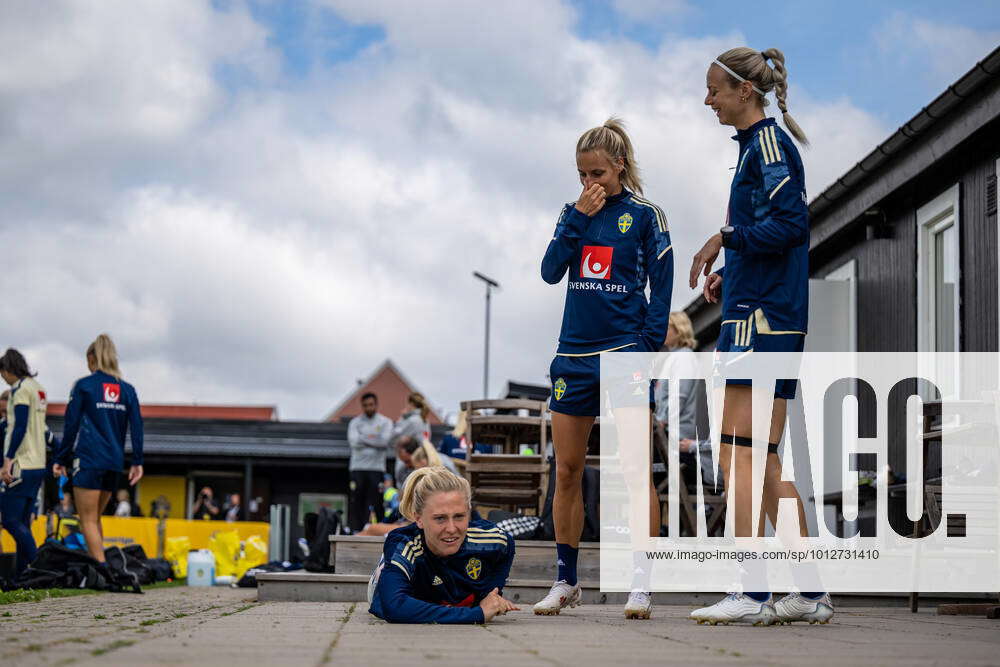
[916, 184, 960, 397]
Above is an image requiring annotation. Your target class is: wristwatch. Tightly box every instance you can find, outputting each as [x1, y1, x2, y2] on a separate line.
[719, 225, 735, 249]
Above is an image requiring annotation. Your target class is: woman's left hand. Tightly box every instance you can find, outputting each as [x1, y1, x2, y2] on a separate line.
[128, 465, 144, 486]
[689, 234, 723, 289]
[1, 458, 13, 484]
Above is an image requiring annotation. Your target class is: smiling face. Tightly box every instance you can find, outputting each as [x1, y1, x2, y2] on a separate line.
[577, 149, 623, 196]
[705, 63, 752, 127]
[415, 490, 470, 557]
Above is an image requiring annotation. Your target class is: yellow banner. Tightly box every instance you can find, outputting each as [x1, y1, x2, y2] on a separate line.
[1, 517, 270, 557]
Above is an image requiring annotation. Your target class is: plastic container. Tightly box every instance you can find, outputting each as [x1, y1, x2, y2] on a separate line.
[187, 549, 215, 586]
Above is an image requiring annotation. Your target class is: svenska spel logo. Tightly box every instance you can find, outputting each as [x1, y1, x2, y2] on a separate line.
[580, 245, 613, 279]
[103, 383, 121, 403]
[554, 377, 567, 400]
[617, 212, 632, 233]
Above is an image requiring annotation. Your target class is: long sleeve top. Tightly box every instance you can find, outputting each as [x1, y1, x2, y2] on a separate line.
[541, 189, 674, 355]
[348, 412, 394, 472]
[716, 117, 809, 333]
[369, 519, 515, 624]
[54, 371, 143, 470]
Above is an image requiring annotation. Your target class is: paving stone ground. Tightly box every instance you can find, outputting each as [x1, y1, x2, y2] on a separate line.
[1, 587, 998, 666]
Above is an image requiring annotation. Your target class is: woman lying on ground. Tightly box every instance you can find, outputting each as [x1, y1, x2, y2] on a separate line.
[367, 466, 518, 623]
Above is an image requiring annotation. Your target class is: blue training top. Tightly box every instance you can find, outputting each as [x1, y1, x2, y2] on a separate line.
[541, 188, 674, 355]
[55, 371, 144, 470]
[369, 519, 515, 624]
[717, 117, 809, 333]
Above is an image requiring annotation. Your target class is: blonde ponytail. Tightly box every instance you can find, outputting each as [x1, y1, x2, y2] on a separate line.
[411, 439, 442, 468]
[716, 47, 809, 146]
[398, 466, 471, 521]
[576, 117, 644, 195]
[408, 392, 430, 422]
[86, 333, 123, 379]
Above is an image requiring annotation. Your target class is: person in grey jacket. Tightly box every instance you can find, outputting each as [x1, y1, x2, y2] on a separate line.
[654, 312, 701, 447]
[347, 392, 393, 532]
[391, 392, 432, 444]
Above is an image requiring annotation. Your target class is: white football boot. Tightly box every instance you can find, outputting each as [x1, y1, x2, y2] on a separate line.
[624, 590, 652, 619]
[690, 593, 778, 626]
[774, 592, 835, 625]
[533, 580, 582, 615]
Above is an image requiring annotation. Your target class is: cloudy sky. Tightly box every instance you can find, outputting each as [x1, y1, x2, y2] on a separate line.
[1, 1, 997, 421]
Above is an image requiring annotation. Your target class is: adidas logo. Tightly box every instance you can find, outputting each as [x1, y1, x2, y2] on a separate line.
[557, 559, 565, 566]
[432, 576, 443, 586]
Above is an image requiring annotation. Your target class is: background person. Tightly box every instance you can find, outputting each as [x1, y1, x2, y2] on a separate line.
[192, 486, 220, 520]
[392, 392, 431, 444]
[347, 392, 393, 532]
[654, 311, 701, 447]
[52, 334, 144, 570]
[535, 118, 673, 620]
[0, 349, 50, 577]
[688, 47, 832, 626]
[367, 466, 518, 624]
[224, 493, 241, 522]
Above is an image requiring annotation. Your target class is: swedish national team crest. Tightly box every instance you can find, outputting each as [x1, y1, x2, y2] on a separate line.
[617, 212, 633, 233]
[465, 558, 482, 580]
[553, 377, 567, 401]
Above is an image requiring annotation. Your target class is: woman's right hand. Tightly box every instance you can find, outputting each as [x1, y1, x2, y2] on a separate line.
[689, 233, 723, 289]
[479, 588, 519, 621]
[703, 272, 723, 304]
[575, 183, 606, 217]
[52, 463, 67, 478]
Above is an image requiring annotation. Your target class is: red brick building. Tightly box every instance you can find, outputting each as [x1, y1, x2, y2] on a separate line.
[325, 359, 442, 425]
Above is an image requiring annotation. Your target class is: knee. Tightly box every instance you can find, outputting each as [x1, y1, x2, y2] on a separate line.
[555, 460, 584, 489]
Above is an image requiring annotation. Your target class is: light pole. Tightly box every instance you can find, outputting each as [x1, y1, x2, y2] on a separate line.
[473, 271, 500, 398]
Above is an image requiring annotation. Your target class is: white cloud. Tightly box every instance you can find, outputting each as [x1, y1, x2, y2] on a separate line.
[0, 0, 889, 419]
[875, 12, 1000, 86]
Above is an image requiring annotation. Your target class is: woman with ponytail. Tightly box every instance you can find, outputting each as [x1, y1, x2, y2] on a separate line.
[688, 48, 832, 625]
[393, 392, 432, 445]
[367, 466, 518, 623]
[536, 118, 674, 619]
[0, 349, 49, 576]
[52, 334, 144, 571]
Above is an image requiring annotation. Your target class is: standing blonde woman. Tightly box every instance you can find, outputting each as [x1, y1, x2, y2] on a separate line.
[0, 349, 49, 576]
[393, 392, 432, 444]
[689, 47, 832, 625]
[536, 118, 673, 619]
[367, 466, 517, 623]
[52, 335, 144, 571]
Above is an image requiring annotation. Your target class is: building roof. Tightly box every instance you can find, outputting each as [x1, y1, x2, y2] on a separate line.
[45, 415, 447, 463]
[685, 45, 1000, 331]
[46, 402, 278, 421]
[325, 358, 442, 425]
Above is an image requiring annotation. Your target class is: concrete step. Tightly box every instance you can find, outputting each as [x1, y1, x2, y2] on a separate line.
[329, 534, 601, 581]
[256, 570, 716, 606]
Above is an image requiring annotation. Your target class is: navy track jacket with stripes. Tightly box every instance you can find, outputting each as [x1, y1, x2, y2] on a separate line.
[717, 117, 809, 333]
[55, 371, 144, 471]
[369, 519, 515, 624]
[541, 189, 674, 355]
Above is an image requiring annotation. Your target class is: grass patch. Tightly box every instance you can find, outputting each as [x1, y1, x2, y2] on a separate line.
[25, 644, 43, 652]
[0, 588, 96, 606]
[173, 612, 189, 619]
[91, 639, 135, 656]
[93, 614, 106, 620]
[146, 579, 185, 589]
[139, 618, 166, 626]
[220, 603, 256, 617]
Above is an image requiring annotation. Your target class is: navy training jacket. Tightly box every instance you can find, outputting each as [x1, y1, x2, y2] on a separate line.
[717, 117, 809, 333]
[55, 371, 144, 471]
[369, 519, 515, 624]
[541, 188, 674, 355]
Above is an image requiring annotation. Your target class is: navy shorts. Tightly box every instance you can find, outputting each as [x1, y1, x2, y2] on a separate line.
[716, 308, 804, 400]
[72, 467, 121, 492]
[548, 353, 654, 418]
